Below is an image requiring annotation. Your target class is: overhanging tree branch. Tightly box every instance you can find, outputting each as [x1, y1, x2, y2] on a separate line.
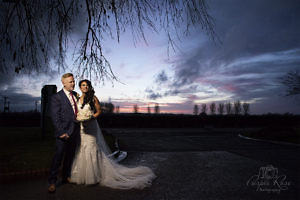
[0, 0, 215, 83]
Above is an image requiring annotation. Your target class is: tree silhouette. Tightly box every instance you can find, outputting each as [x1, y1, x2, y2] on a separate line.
[1, 0, 215, 82]
[225, 102, 232, 115]
[133, 104, 139, 114]
[209, 102, 216, 115]
[147, 104, 151, 114]
[217, 103, 224, 115]
[201, 103, 207, 115]
[115, 105, 120, 113]
[242, 102, 250, 115]
[154, 103, 160, 114]
[233, 100, 241, 115]
[193, 104, 199, 115]
[281, 71, 300, 96]
[99, 102, 115, 113]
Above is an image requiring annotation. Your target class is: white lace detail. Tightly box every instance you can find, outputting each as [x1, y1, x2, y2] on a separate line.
[70, 102, 156, 189]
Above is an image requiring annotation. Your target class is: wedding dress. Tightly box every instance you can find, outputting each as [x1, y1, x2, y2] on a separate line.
[70, 101, 156, 189]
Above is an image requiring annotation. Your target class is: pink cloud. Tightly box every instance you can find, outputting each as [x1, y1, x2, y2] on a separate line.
[195, 77, 238, 93]
[219, 84, 237, 92]
[187, 94, 198, 101]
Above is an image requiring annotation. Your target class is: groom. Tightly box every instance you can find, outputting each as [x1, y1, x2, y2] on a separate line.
[48, 73, 80, 193]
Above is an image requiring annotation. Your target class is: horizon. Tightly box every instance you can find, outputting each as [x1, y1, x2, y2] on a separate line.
[1, 95, 299, 116]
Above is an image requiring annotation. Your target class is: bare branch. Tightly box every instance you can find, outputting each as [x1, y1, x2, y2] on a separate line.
[0, 0, 215, 83]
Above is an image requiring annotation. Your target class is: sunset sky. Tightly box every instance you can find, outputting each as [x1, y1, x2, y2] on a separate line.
[0, 0, 300, 114]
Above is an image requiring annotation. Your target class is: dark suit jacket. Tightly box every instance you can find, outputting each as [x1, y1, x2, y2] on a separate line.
[50, 89, 79, 138]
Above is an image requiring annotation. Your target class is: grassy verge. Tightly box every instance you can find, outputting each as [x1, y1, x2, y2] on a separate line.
[0, 127, 117, 175]
[0, 127, 55, 174]
[242, 126, 300, 144]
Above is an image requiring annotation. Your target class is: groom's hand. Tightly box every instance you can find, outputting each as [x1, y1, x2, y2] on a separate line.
[59, 133, 70, 139]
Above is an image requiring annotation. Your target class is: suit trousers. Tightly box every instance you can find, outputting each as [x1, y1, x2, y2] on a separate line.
[48, 131, 79, 184]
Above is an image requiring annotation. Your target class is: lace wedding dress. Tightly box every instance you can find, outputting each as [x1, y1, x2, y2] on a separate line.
[70, 101, 156, 189]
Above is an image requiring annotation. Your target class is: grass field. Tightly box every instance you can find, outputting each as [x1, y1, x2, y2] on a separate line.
[0, 127, 117, 175]
[0, 126, 299, 175]
[242, 126, 300, 144]
[0, 127, 55, 174]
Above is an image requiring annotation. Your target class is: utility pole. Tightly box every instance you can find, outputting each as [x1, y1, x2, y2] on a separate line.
[35, 101, 38, 112]
[3, 96, 9, 113]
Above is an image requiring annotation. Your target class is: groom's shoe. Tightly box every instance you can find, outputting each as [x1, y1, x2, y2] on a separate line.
[62, 177, 72, 184]
[48, 184, 56, 193]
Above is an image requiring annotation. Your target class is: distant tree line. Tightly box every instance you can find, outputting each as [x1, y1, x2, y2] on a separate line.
[99, 102, 115, 113]
[194, 100, 250, 116]
[133, 103, 160, 114]
[100, 102, 161, 114]
[101, 101, 251, 115]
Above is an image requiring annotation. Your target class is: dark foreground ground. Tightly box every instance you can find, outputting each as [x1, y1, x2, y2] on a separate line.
[0, 128, 299, 200]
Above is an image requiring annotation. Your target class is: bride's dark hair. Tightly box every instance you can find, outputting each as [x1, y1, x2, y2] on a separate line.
[79, 79, 96, 111]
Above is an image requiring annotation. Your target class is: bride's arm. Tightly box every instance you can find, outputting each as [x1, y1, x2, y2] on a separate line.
[93, 96, 101, 118]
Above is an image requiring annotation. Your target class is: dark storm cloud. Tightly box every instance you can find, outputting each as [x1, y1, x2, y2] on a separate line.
[0, 71, 61, 111]
[145, 82, 205, 100]
[0, 71, 14, 87]
[145, 88, 162, 100]
[148, 93, 162, 100]
[0, 87, 40, 112]
[148, 0, 300, 114]
[209, 0, 300, 61]
[155, 70, 168, 84]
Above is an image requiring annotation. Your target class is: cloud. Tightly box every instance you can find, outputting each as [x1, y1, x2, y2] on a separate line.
[210, 0, 300, 60]
[145, 0, 300, 114]
[0, 70, 62, 111]
[148, 93, 162, 100]
[155, 70, 168, 84]
[145, 88, 162, 100]
[0, 87, 40, 112]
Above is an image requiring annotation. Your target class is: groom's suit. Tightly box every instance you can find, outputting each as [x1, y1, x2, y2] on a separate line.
[48, 89, 80, 184]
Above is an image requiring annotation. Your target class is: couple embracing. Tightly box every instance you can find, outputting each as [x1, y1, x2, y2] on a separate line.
[48, 73, 156, 193]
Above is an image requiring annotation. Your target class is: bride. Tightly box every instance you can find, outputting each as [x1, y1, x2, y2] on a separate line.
[70, 79, 156, 189]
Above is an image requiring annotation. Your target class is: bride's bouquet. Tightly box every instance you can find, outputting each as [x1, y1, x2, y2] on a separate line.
[76, 109, 94, 122]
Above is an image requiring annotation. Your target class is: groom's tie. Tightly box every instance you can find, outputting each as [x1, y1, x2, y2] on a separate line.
[70, 92, 78, 117]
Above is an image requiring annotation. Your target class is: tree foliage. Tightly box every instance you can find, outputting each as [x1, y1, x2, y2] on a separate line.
[115, 105, 120, 113]
[99, 102, 115, 113]
[154, 103, 160, 114]
[193, 104, 198, 115]
[133, 104, 138, 113]
[242, 102, 250, 115]
[281, 71, 300, 96]
[0, 0, 215, 82]
[225, 102, 231, 115]
[209, 102, 216, 115]
[233, 100, 241, 115]
[201, 103, 207, 114]
[217, 103, 224, 115]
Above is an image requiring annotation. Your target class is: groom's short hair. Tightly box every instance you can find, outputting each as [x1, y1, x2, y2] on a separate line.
[61, 73, 74, 80]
